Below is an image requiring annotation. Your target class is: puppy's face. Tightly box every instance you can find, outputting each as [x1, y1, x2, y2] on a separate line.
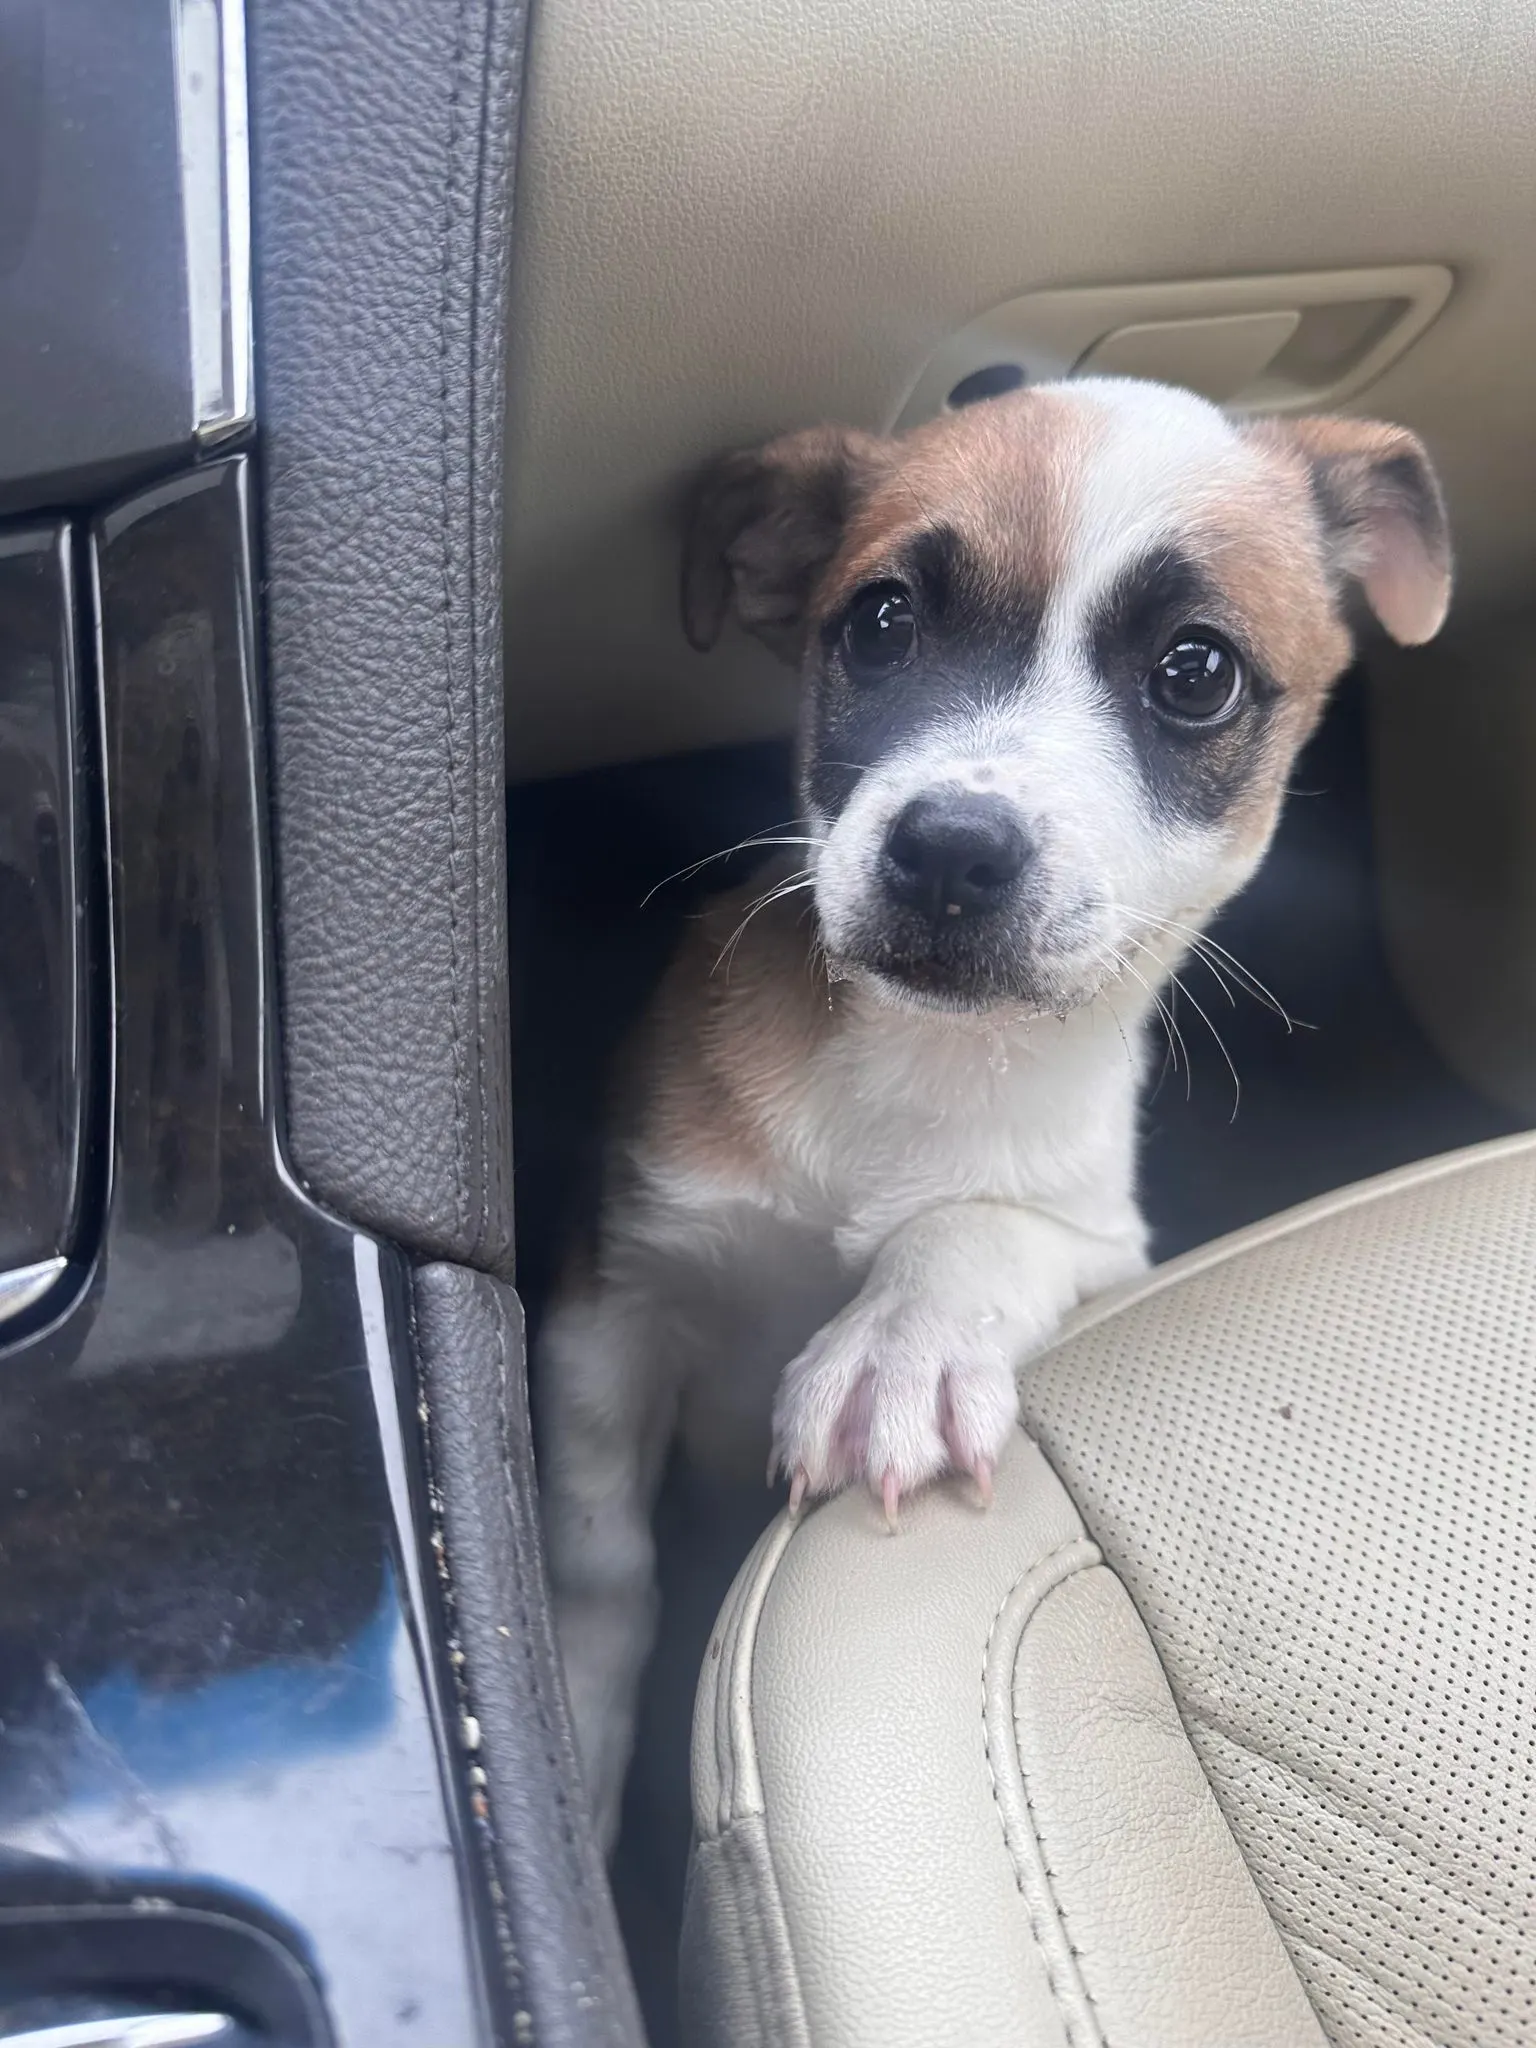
[685, 380, 1450, 1014]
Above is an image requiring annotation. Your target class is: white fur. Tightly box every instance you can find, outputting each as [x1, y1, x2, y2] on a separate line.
[1064, 378, 1254, 601]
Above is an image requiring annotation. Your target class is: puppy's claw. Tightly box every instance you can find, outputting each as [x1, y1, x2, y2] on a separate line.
[880, 1470, 901, 1533]
[973, 1458, 995, 1510]
[787, 1467, 809, 1517]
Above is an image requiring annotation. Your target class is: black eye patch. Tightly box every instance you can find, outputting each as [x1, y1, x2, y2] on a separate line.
[1090, 546, 1218, 675]
[806, 525, 1046, 821]
[1088, 545, 1276, 827]
[905, 524, 968, 620]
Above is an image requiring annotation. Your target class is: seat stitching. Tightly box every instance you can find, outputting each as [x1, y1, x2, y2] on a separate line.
[731, 1823, 792, 2048]
[698, 1515, 839, 2046]
[1010, 1574, 1122, 2048]
[981, 1535, 1107, 2048]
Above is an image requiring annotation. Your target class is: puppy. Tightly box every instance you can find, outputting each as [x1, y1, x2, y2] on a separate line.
[537, 377, 1451, 1849]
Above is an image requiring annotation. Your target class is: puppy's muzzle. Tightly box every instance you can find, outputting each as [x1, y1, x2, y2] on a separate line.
[880, 790, 1032, 922]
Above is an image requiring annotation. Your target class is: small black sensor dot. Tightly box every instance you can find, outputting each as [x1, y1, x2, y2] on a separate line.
[947, 362, 1027, 408]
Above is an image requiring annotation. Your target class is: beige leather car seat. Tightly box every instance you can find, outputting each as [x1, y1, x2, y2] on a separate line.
[681, 1132, 1536, 2048]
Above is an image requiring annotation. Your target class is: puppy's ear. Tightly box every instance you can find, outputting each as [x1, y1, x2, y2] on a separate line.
[681, 426, 883, 660]
[1253, 415, 1452, 645]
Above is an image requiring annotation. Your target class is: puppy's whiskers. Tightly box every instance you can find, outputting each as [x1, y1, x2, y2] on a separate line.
[1096, 943, 1190, 1096]
[1082, 971, 1138, 1077]
[1095, 940, 1243, 1116]
[1108, 901, 1302, 1032]
[712, 869, 817, 978]
[640, 824, 823, 907]
[805, 921, 838, 1011]
[1165, 965, 1243, 1121]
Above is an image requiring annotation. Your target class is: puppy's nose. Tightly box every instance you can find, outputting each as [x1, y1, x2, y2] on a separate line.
[882, 792, 1030, 917]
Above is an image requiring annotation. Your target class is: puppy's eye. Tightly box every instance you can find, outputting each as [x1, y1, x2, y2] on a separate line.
[1148, 634, 1245, 724]
[841, 582, 917, 678]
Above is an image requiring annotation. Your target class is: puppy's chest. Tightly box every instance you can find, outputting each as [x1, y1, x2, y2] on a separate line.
[762, 1015, 1135, 1240]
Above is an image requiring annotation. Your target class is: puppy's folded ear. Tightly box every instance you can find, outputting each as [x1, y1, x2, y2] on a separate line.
[1253, 415, 1452, 645]
[681, 426, 883, 660]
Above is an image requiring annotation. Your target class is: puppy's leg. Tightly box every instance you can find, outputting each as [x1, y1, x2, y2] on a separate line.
[537, 1268, 682, 1854]
[772, 1199, 1144, 1514]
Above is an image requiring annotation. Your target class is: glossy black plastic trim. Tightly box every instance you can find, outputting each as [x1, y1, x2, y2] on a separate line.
[0, 2, 199, 512]
[0, 1900, 322, 2042]
[0, 522, 90, 1303]
[0, 460, 498, 2047]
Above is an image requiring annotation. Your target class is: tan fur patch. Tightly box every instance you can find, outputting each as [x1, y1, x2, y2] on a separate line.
[1190, 440, 1355, 770]
[814, 387, 1102, 627]
[626, 859, 837, 1191]
[1243, 414, 1452, 646]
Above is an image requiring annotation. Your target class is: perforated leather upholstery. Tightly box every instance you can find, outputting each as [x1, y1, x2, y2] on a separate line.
[1026, 1133, 1536, 2048]
[682, 1133, 1536, 2047]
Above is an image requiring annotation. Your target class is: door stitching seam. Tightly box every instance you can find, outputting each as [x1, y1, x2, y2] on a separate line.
[982, 1535, 1109, 2048]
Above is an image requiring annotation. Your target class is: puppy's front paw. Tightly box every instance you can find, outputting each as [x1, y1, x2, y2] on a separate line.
[771, 1293, 1019, 1522]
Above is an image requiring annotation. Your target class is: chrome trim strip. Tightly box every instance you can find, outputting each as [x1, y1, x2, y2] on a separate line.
[173, 0, 253, 444]
[0, 2014, 233, 2048]
[220, 0, 252, 437]
[0, 1255, 67, 1327]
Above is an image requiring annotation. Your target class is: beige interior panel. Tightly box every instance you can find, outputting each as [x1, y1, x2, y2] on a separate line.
[503, 0, 1536, 781]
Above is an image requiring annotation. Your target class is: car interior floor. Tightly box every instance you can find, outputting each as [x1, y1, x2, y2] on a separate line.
[507, 666, 1526, 2044]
